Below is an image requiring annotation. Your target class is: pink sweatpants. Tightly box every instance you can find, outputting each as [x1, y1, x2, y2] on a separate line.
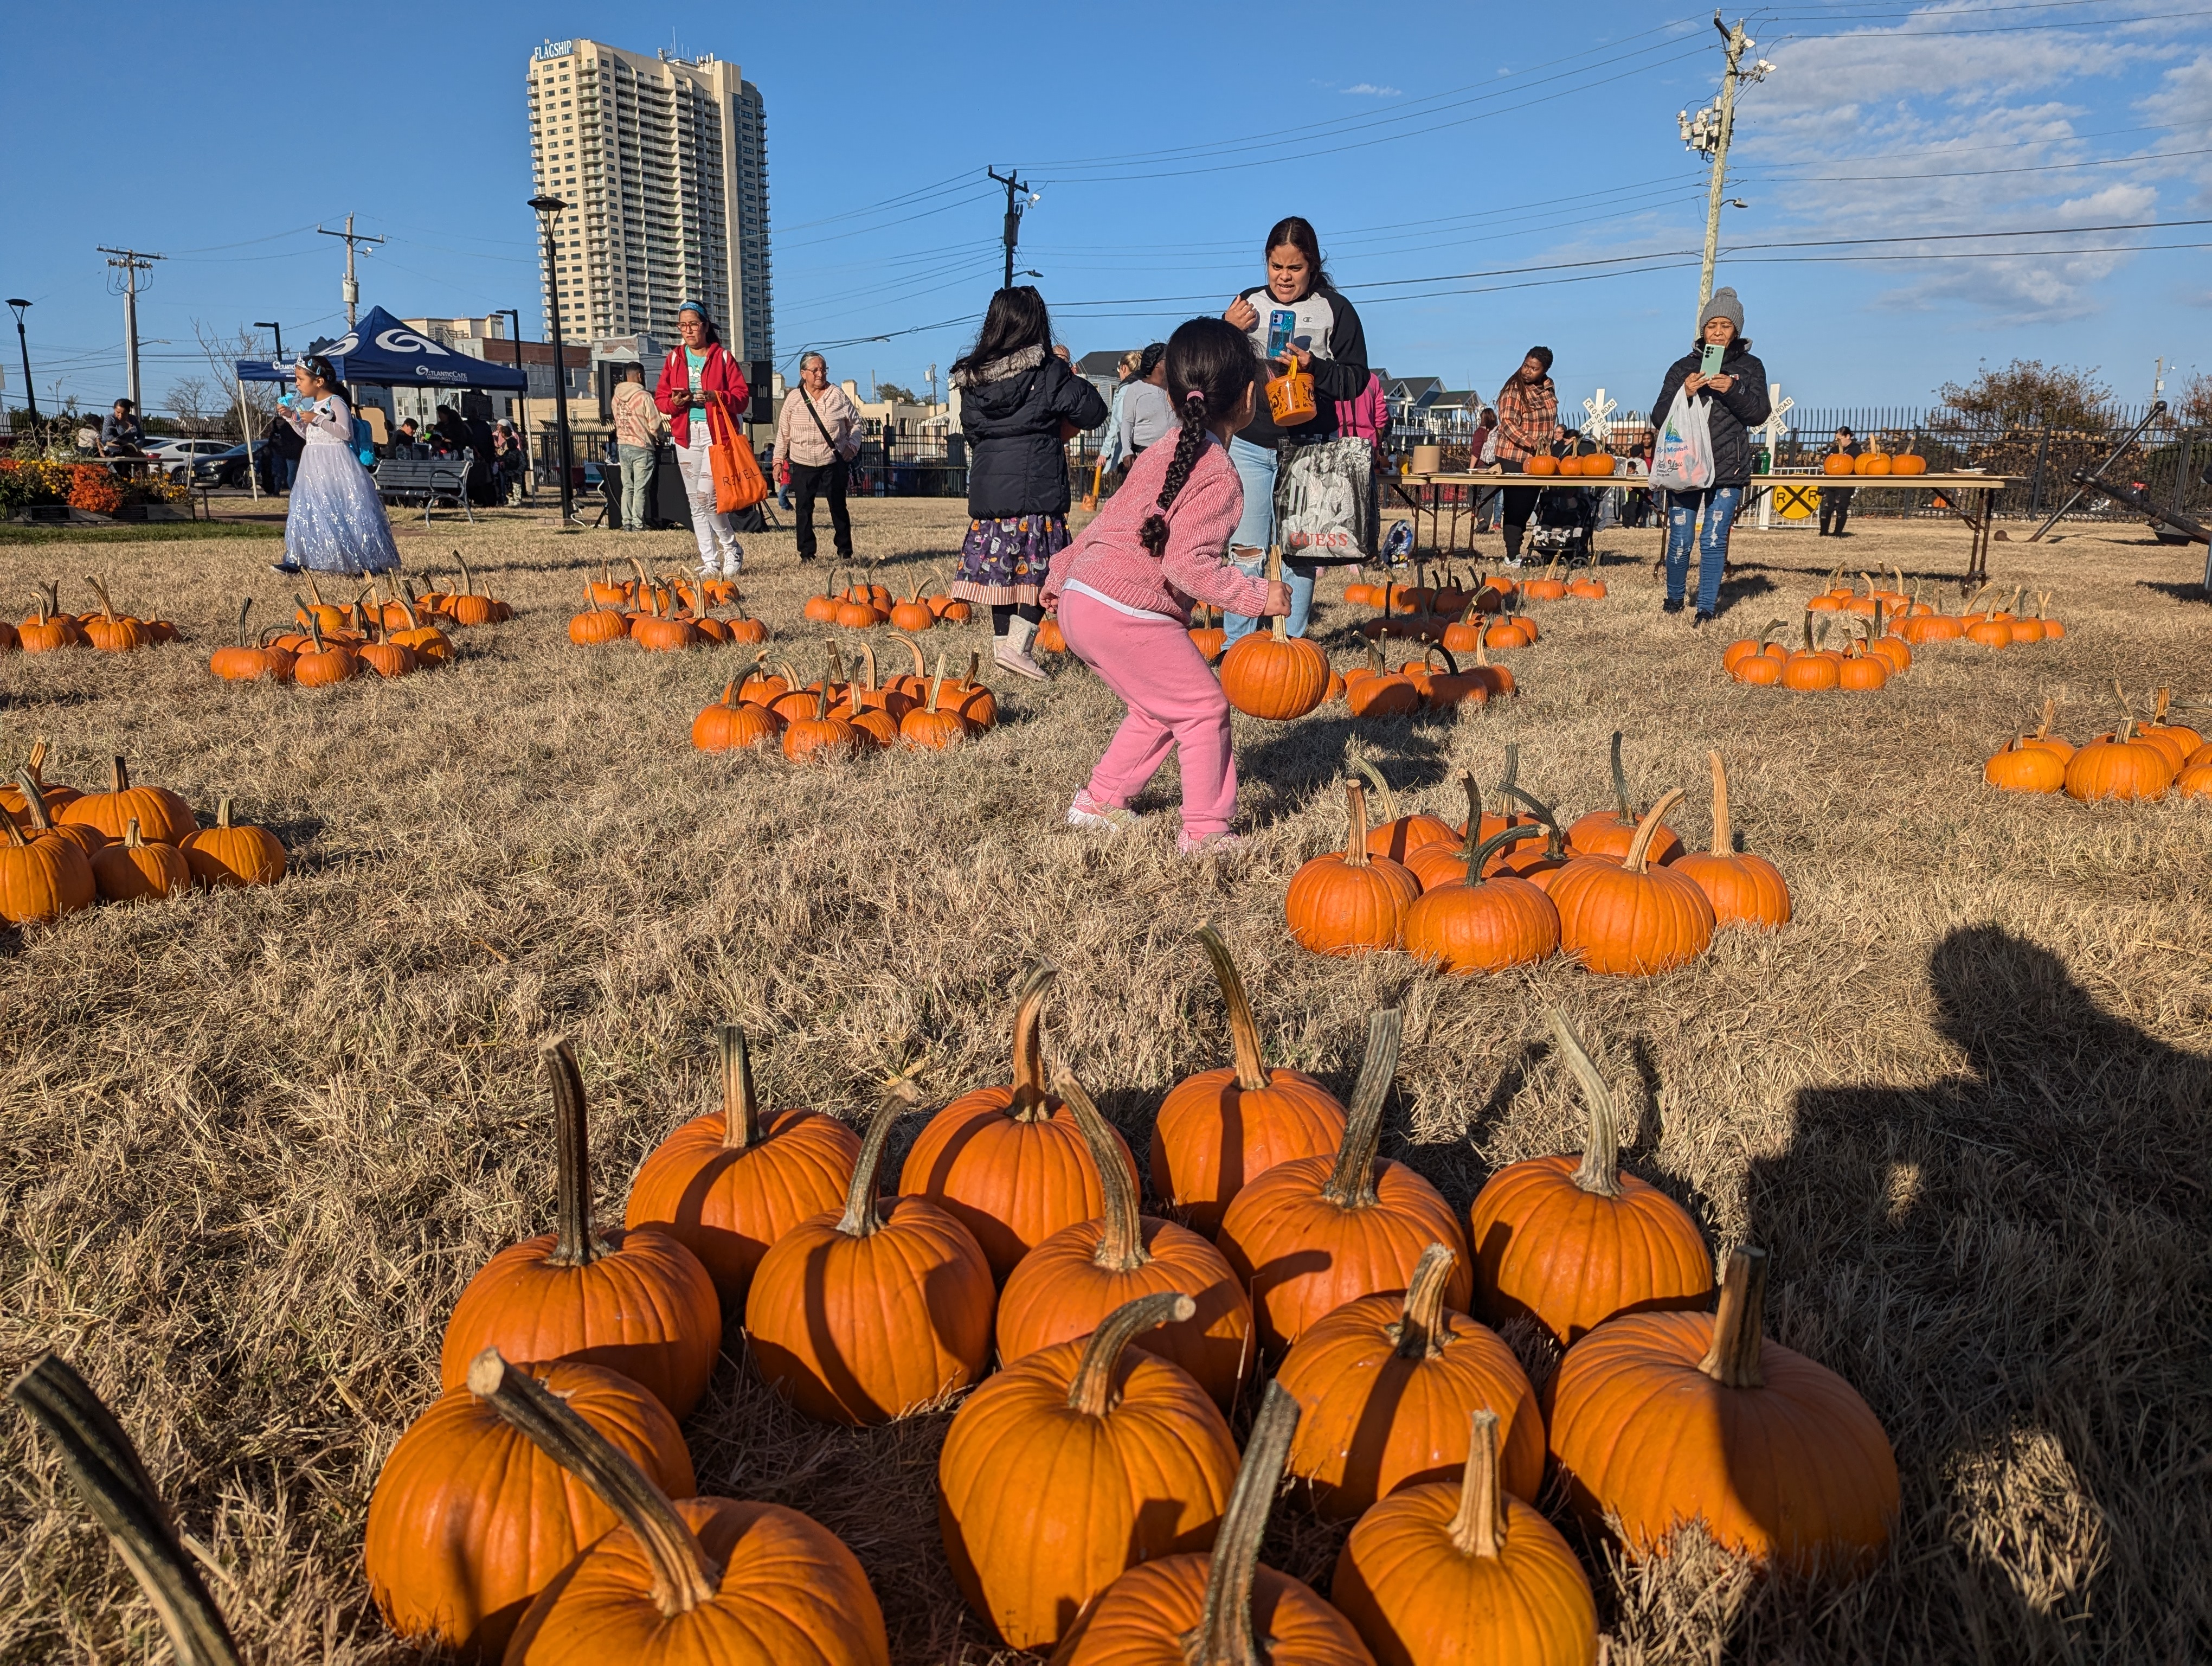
[1058, 590, 1238, 837]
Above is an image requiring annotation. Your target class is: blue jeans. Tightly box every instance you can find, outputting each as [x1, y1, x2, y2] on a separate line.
[1221, 436, 1320, 641]
[1664, 485, 1742, 613]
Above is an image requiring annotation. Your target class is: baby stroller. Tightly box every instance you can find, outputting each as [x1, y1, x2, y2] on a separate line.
[1529, 482, 1596, 566]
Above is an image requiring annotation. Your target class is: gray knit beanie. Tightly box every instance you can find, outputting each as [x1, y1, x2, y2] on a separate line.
[1700, 287, 1745, 335]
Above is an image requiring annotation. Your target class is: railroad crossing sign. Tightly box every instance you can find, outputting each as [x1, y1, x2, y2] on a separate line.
[1580, 388, 1618, 443]
[1755, 383, 1797, 528]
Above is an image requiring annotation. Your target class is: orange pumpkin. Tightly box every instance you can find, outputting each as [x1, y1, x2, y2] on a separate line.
[748, 1097, 995, 1424]
[439, 1043, 721, 1419]
[177, 797, 286, 889]
[1984, 735, 2066, 794]
[623, 1025, 860, 1309]
[90, 817, 192, 904]
[898, 964, 1139, 1281]
[692, 680, 786, 752]
[1332, 1408, 1598, 1666]
[782, 685, 864, 764]
[1549, 787, 1715, 977]
[2063, 719, 2174, 803]
[1822, 452, 1856, 477]
[998, 1066, 1253, 1408]
[1287, 777, 1421, 957]
[1565, 733, 1684, 864]
[1222, 613, 1330, 721]
[1218, 1009, 1471, 1357]
[1524, 454, 1559, 477]
[1148, 925, 1348, 1240]
[1277, 1242, 1544, 1519]
[1670, 752, 1791, 929]
[0, 798, 97, 925]
[1353, 756, 1458, 864]
[57, 755, 197, 845]
[1400, 777, 1560, 976]
[937, 1292, 1239, 1651]
[1545, 1246, 1900, 1575]
[899, 657, 970, 750]
[1469, 1009, 1712, 1348]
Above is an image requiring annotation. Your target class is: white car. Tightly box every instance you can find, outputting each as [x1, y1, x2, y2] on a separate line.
[141, 438, 235, 480]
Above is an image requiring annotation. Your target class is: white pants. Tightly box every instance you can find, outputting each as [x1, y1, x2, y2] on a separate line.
[677, 437, 743, 573]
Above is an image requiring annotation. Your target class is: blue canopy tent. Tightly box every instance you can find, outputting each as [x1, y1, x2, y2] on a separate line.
[235, 306, 529, 390]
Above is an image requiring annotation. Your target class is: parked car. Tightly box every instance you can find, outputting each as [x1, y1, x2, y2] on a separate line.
[192, 441, 271, 489]
[144, 438, 236, 480]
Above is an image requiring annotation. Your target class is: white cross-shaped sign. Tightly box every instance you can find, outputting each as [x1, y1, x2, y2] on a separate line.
[1580, 388, 1618, 442]
[1756, 383, 1797, 529]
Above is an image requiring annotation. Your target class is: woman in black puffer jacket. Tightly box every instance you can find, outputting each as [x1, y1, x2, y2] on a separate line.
[1649, 286, 1770, 625]
[950, 286, 1109, 679]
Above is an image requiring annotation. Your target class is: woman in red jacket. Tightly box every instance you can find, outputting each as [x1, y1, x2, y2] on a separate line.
[654, 300, 751, 576]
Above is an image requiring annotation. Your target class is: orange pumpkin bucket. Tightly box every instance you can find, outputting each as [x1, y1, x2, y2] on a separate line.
[1264, 358, 1317, 426]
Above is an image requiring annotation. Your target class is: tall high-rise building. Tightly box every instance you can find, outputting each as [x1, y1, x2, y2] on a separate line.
[525, 39, 773, 363]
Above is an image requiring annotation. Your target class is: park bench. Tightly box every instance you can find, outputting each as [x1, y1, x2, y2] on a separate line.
[374, 454, 474, 523]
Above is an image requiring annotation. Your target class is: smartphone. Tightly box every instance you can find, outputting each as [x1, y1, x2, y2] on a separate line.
[1699, 343, 1725, 376]
[1266, 309, 1297, 360]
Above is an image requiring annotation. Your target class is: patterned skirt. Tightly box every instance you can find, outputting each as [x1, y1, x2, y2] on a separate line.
[950, 513, 1070, 607]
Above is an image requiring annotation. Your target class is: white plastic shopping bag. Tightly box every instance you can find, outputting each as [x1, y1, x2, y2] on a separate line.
[1649, 387, 1715, 492]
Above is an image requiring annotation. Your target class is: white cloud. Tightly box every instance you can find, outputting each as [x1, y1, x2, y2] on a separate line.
[1341, 82, 1402, 98]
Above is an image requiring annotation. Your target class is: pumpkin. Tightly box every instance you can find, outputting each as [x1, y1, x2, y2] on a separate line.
[748, 1095, 996, 1424]
[2032, 588, 2065, 639]
[1332, 1408, 1598, 1666]
[998, 1067, 1254, 1410]
[1222, 591, 1330, 721]
[211, 599, 286, 680]
[940, 1292, 1240, 1651]
[1286, 778, 1421, 957]
[803, 578, 842, 624]
[1566, 573, 1607, 599]
[76, 575, 147, 652]
[1545, 1246, 1900, 1575]
[1278, 1242, 1543, 1519]
[8, 1353, 245, 1666]
[721, 594, 769, 645]
[571, 581, 631, 645]
[1549, 787, 1715, 976]
[1401, 776, 1558, 975]
[1345, 645, 1423, 719]
[2142, 687, 2203, 761]
[440, 1042, 721, 1418]
[90, 817, 192, 903]
[1351, 755, 1457, 864]
[289, 610, 361, 686]
[447, 556, 510, 625]
[1049, 1381, 1372, 1666]
[899, 656, 970, 750]
[842, 681, 895, 750]
[3, 742, 81, 826]
[846, 643, 917, 723]
[7, 764, 104, 867]
[466, 1350, 891, 1666]
[1670, 752, 1790, 928]
[1469, 1009, 1711, 1347]
[355, 611, 420, 679]
[1524, 454, 1559, 477]
[1565, 733, 1684, 864]
[1721, 618, 1785, 677]
[58, 755, 197, 845]
[175, 797, 287, 889]
[1, 799, 97, 925]
[1778, 615, 1840, 691]
[1150, 925, 1348, 1239]
[943, 650, 1000, 732]
[1519, 558, 1568, 602]
[634, 587, 702, 652]
[1188, 603, 1228, 663]
[1491, 781, 1576, 890]
[888, 580, 936, 633]
[624, 1024, 860, 1310]
[1984, 735, 2066, 793]
[1852, 448, 1892, 476]
[2017, 697, 2073, 762]
[366, 1359, 695, 1658]
[693, 679, 786, 752]
[2063, 719, 2173, 803]
[1822, 452, 1855, 477]
[390, 589, 454, 665]
[1037, 614, 1069, 654]
[18, 585, 85, 652]
[782, 684, 864, 764]
[898, 964, 1140, 1281]
[1218, 1009, 1471, 1357]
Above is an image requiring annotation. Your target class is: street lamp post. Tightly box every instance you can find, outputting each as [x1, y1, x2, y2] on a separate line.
[526, 195, 576, 526]
[254, 321, 285, 364]
[494, 306, 532, 501]
[6, 299, 35, 430]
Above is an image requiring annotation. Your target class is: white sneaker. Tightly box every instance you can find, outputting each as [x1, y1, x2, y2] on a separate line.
[1178, 830, 1249, 857]
[1068, 789, 1140, 832]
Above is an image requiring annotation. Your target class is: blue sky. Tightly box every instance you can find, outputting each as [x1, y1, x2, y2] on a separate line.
[4, 1, 2207, 427]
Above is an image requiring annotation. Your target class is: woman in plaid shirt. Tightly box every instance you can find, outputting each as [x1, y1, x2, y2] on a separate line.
[1493, 347, 1557, 561]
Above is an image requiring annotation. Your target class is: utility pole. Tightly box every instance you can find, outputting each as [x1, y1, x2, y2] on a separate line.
[317, 215, 385, 328]
[97, 246, 165, 412]
[6, 299, 34, 429]
[1679, 15, 1772, 323]
[987, 167, 1032, 292]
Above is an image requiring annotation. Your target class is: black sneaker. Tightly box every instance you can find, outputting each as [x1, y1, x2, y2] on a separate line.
[1692, 608, 1714, 627]
[1661, 597, 1684, 614]
[269, 561, 301, 574]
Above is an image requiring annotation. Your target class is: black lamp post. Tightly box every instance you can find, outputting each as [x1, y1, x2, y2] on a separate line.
[526, 194, 575, 525]
[254, 321, 284, 363]
[7, 299, 35, 429]
[494, 306, 531, 496]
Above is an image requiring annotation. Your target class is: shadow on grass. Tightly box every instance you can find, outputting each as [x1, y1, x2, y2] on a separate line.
[2137, 578, 2211, 606]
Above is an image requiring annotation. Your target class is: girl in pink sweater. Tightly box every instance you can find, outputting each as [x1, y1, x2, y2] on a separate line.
[1042, 317, 1293, 853]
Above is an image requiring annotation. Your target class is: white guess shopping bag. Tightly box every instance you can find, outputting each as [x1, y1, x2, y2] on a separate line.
[1650, 387, 1715, 492]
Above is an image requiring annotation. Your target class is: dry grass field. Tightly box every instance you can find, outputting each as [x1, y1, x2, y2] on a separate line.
[3, 496, 2208, 1665]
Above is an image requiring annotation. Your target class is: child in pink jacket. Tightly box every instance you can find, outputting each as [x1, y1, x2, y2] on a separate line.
[1042, 317, 1293, 854]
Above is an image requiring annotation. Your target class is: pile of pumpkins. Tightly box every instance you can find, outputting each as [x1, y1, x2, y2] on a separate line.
[1794, 569, 2066, 652]
[1722, 608, 1909, 691]
[363, 956, 1898, 1665]
[1289, 737, 1791, 977]
[1523, 450, 1618, 477]
[210, 586, 461, 686]
[691, 638, 1000, 760]
[1823, 440, 1929, 476]
[7, 578, 181, 655]
[1, 742, 286, 924]
[1349, 561, 1602, 651]
[802, 568, 968, 633]
[569, 559, 770, 651]
[1985, 689, 2211, 801]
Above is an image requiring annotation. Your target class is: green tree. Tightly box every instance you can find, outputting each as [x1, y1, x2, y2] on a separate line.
[1937, 359, 2112, 431]
[875, 382, 920, 405]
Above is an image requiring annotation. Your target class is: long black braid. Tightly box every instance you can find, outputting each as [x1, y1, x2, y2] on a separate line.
[1139, 387, 1210, 561]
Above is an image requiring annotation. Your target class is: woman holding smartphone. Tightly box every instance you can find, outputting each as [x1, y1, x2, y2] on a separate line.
[1219, 216, 1369, 643]
[1648, 286, 1770, 625]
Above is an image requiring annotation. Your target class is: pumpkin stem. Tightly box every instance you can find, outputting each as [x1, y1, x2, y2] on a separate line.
[1053, 1066, 1148, 1274]
[1606, 731, 1631, 819]
[1707, 751, 1733, 857]
[108, 755, 128, 794]
[1004, 963, 1059, 1118]
[717, 1024, 758, 1151]
[1348, 752, 1400, 824]
[1444, 1409, 1506, 1561]
[1623, 787, 1687, 875]
[1697, 1246, 1767, 1389]
[1390, 1242, 1459, 1360]
[1547, 1008, 1623, 1200]
[7, 1354, 242, 1666]
[233, 598, 252, 648]
[2153, 685, 2171, 725]
[123, 817, 144, 851]
[1065, 1291, 1194, 1419]
[543, 1041, 604, 1268]
[1496, 743, 1520, 803]
[1502, 783, 1568, 863]
[1197, 924, 1270, 1094]
[1317, 1008, 1401, 1210]
[15, 769, 58, 833]
[1341, 777, 1374, 870]
[1187, 1380, 1300, 1666]
[465, 1349, 722, 1617]
[214, 797, 234, 831]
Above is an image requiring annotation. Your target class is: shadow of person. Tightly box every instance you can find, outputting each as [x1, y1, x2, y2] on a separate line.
[1741, 925, 2211, 1659]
